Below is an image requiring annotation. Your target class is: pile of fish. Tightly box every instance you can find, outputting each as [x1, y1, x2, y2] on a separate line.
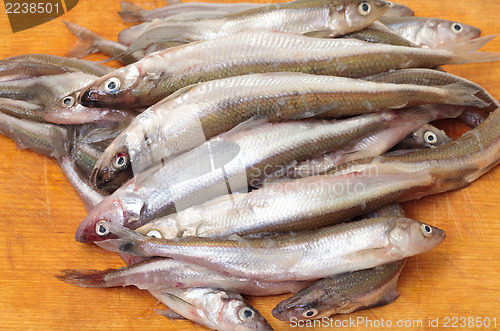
[1, 0, 500, 329]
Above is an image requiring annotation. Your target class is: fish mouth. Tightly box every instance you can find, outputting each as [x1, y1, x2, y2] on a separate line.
[79, 88, 107, 108]
[74, 220, 97, 243]
[74, 220, 119, 243]
[92, 165, 134, 192]
[79, 87, 141, 109]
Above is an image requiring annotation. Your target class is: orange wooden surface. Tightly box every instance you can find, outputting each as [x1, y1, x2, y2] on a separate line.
[0, 0, 499, 330]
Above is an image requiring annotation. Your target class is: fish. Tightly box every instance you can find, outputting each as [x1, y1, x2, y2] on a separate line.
[63, 21, 145, 65]
[79, 30, 500, 109]
[95, 216, 445, 282]
[272, 260, 406, 321]
[131, 167, 438, 241]
[121, 0, 389, 55]
[0, 72, 100, 107]
[78, 163, 441, 243]
[379, 16, 489, 49]
[328, 107, 500, 193]
[0, 111, 67, 158]
[0, 97, 45, 122]
[56, 257, 311, 296]
[395, 123, 451, 149]
[88, 72, 487, 188]
[43, 90, 137, 125]
[118, 0, 410, 24]
[0, 54, 112, 81]
[147, 288, 274, 331]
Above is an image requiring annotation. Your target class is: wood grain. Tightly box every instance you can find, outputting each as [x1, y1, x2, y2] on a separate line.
[0, 0, 499, 330]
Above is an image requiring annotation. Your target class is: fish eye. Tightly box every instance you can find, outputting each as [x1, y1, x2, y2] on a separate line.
[61, 96, 75, 108]
[104, 77, 121, 94]
[423, 131, 437, 145]
[147, 230, 162, 239]
[387, 1, 394, 7]
[238, 307, 255, 321]
[452, 23, 463, 33]
[301, 308, 319, 318]
[112, 153, 128, 170]
[421, 224, 433, 237]
[358, 1, 371, 16]
[95, 221, 110, 237]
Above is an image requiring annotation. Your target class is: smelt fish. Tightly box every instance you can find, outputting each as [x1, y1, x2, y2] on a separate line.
[96, 216, 445, 282]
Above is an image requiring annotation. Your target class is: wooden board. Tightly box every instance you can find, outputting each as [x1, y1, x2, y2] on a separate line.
[0, 0, 499, 330]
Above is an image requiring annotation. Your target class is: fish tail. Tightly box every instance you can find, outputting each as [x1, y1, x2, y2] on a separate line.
[63, 21, 103, 58]
[440, 83, 489, 108]
[118, 2, 145, 23]
[55, 269, 111, 287]
[445, 35, 497, 52]
[450, 50, 500, 65]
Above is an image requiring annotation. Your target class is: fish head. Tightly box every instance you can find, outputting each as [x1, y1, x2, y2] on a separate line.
[340, 0, 390, 35]
[44, 90, 133, 125]
[90, 138, 134, 190]
[91, 152, 134, 191]
[413, 124, 451, 148]
[216, 291, 273, 330]
[79, 67, 141, 109]
[44, 90, 94, 124]
[435, 20, 481, 48]
[388, 218, 446, 255]
[272, 285, 332, 321]
[74, 194, 130, 243]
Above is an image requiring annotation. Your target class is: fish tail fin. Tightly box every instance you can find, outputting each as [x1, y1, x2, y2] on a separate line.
[63, 21, 103, 58]
[55, 269, 111, 287]
[118, 2, 145, 23]
[439, 83, 489, 108]
[446, 35, 497, 52]
[450, 50, 500, 65]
